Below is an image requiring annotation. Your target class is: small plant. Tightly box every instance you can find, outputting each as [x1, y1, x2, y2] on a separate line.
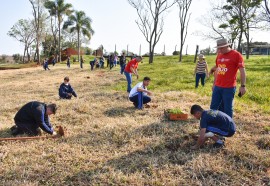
[167, 108, 183, 114]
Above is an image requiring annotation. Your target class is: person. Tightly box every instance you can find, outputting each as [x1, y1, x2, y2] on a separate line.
[11, 101, 57, 136]
[124, 56, 143, 93]
[52, 56, 56, 66]
[80, 56, 84, 68]
[67, 56, 71, 68]
[59, 76, 77, 99]
[43, 58, 50, 70]
[209, 38, 246, 118]
[109, 54, 114, 70]
[90, 58, 97, 71]
[129, 77, 152, 109]
[190, 104, 236, 149]
[99, 56, 105, 68]
[113, 54, 118, 67]
[194, 54, 209, 88]
[119, 52, 127, 74]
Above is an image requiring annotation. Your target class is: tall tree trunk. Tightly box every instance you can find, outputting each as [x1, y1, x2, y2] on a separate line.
[58, 21, 61, 62]
[23, 45, 26, 63]
[149, 43, 153, 64]
[78, 31, 82, 68]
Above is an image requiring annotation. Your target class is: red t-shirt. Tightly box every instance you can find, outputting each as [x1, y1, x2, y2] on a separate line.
[124, 58, 139, 73]
[215, 50, 245, 88]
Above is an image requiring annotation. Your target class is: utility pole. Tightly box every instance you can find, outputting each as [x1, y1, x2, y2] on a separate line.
[127, 44, 129, 56]
[139, 44, 141, 56]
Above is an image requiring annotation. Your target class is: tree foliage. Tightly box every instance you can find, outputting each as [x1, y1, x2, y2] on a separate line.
[7, 19, 35, 63]
[63, 10, 94, 68]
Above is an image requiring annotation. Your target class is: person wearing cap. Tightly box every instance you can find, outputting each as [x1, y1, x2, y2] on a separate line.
[209, 38, 246, 118]
[129, 77, 152, 109]
[124, 56, 143, 93]
[194, 54, 209, 88]
[59, 76, 77, 99]
[11, 101, 57, 136]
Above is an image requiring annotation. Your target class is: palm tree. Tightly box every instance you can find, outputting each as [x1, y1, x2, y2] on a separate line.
[63, 10, 94, 68]
[44, 0, 72, 63]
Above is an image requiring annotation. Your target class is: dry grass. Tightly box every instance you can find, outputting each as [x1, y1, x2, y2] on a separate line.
[0, 63, 270, 185]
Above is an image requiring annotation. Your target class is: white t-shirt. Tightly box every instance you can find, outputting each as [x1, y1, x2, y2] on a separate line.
[129, 82, 148, 97]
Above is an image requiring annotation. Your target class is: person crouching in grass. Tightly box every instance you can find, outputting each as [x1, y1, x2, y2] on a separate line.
[190, 104, 236, 149]
[129, 77, 152, 109]
[59, 76, 77, 99]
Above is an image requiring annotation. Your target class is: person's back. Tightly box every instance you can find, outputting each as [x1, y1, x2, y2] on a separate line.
[14, 101, 44, 124]
[201, 109, 236, 135]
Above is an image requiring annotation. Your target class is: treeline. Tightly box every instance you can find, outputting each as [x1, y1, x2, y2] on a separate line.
[7, 0, 94, 66]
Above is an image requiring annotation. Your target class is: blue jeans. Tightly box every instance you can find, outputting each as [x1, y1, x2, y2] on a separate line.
[210, 86, 236, 118]
[129, 92, 151, 109]
[120, 64, 126, 74]
[195, 73, 206, 88]
[124, 71, 132, 93]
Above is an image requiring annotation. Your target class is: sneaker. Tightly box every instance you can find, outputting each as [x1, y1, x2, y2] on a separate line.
[213, 142, 225, 148]
[219, 136, 226, 142]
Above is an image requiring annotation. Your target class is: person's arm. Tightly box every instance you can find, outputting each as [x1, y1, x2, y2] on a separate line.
[205, 62, 209, 78]
[130, 67, 139, 79]
[34, 108, 53, 134]
[137, 87, 152, 96]
[70, 86, 77, 97]
[239, 67, 246, 96]
[194, 63, 198, 76]
[191, 128, 206, 150]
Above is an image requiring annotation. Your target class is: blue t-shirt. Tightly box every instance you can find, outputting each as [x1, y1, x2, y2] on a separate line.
[200, 110, 236, 133]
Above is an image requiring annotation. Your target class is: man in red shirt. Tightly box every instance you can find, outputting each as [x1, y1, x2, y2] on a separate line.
[124, 56, 143, 93]
[210, 38, 246, 118]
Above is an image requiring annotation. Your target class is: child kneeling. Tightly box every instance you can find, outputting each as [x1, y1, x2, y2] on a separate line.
[190, 104, 236, 149]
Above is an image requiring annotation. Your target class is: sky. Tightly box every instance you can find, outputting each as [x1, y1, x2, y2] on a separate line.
[0, 0, 269, 56]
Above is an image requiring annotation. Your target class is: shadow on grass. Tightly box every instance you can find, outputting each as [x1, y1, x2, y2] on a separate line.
[0, 128, 12, 138]
[63, 121, 218, 183]
[104, 107, 135, 117]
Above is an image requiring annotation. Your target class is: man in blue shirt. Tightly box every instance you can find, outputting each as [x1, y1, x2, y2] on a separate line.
[190, 104, 236, 149]
[11, 101, 57, 136]
[59, 76, 77, 99]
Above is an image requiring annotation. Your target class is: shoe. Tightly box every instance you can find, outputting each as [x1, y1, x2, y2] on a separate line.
[213, 142, 225, 148]
[11, 127, 24, 136]
[218, 135, 226, 142]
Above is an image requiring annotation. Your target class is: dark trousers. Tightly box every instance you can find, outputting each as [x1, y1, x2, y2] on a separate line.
[15, 122, 39, 136]
[129, 92, 151, 109]
[210, 86, 236, 118]
[110, 62, 114, 70]
[120, 64, 126, 74]
[90, 61, 95, 70]
[195, 73, 206, 88]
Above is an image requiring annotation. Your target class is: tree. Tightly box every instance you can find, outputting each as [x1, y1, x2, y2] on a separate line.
[29, 0, 47, 64]
[222, 0, 262, 58]
[128, 0, 176, 63]
[176, 0, 192, 62]
[7, 19, 35, 63]
[260, 0, 270, 26]
[63, 10, 94, 68]
[44, 0, 73, 62]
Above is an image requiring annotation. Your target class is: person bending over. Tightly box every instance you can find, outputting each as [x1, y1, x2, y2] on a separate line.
[190, 104, 236, 149]
[11, 101, 57, 136]
[129, 77, 152, 109]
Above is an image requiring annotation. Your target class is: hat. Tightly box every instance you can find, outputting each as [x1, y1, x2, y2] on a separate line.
[198, 54, 205, 59]
[216, 38, 231, 48]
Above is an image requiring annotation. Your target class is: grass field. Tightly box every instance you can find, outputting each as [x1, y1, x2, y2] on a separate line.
[0, 55, 270, 185]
